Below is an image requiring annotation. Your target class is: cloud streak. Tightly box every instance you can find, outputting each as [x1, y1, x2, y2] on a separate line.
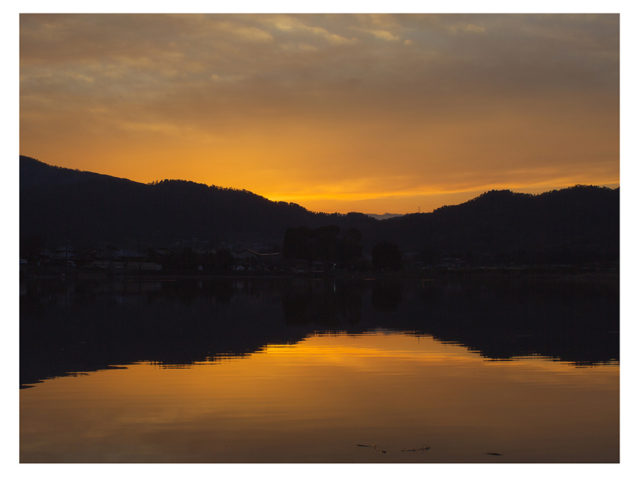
[20, 14, 619, 213]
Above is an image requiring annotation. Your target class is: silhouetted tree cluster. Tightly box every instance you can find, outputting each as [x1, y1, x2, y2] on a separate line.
[282, 225, 363, 268]
[371, 241, 402, 271]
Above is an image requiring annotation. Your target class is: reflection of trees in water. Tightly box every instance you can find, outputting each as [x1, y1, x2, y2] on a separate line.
[411, 275, 619, 365]
[282, 280, 363, 325]
[156, 279, 235, 305]
[20, 278, 295, 387]
[20, 275, 618, 387]
[371, 281, 404, 312]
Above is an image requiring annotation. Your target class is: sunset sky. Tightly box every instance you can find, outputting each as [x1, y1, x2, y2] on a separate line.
[19, 14, 619, 214]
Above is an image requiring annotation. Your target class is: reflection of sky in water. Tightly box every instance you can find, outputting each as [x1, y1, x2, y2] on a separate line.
[20, 332, 619, 463]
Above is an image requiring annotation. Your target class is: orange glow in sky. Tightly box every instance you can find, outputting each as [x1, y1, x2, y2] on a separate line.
[20, 14, 619, 213]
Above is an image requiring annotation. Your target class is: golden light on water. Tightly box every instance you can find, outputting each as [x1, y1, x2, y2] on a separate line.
[20, 332, 618, 462]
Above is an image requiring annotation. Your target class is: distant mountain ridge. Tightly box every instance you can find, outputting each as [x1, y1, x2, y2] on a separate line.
[375, 186, 619, 264]
[20, 155, 375, 248]
[20, 155, 619, 265]
[366, 213, 403, 220]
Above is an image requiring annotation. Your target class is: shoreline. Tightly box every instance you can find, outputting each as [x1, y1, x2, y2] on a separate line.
[19, 263, 619, 284]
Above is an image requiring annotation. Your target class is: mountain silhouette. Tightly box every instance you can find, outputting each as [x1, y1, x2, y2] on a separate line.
[20, 155, 619, 265]
[20, 155, 374, 249]
[374, 187, 619, 265]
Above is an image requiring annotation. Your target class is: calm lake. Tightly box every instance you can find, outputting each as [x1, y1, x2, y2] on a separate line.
[20, 273, 619, 463]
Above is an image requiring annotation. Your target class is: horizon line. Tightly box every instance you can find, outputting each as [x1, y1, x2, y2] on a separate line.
[20, 154, 620, 217]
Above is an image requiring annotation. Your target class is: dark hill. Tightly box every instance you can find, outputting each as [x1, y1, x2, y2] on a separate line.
[20, 155, 375, 249]
[376, 186, 619, 264]
[20, 156, 619, 265]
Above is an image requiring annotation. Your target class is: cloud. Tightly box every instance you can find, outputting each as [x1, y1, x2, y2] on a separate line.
[212, 21, 274, 43]
[358, 28, 400, 41]
[447, 23, 486, 34]
[260, 15, 356, 45]
[210, 73, 246, 83]
[19, 14, 619, 213]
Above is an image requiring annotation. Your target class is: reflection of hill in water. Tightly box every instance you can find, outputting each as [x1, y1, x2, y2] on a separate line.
[20, 275, 619, 388]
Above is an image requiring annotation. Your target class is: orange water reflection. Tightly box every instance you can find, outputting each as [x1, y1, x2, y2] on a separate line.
[20, 331, 619, 463]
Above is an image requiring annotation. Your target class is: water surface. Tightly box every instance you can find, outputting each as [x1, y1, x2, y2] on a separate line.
[20, 274, 619, 462]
